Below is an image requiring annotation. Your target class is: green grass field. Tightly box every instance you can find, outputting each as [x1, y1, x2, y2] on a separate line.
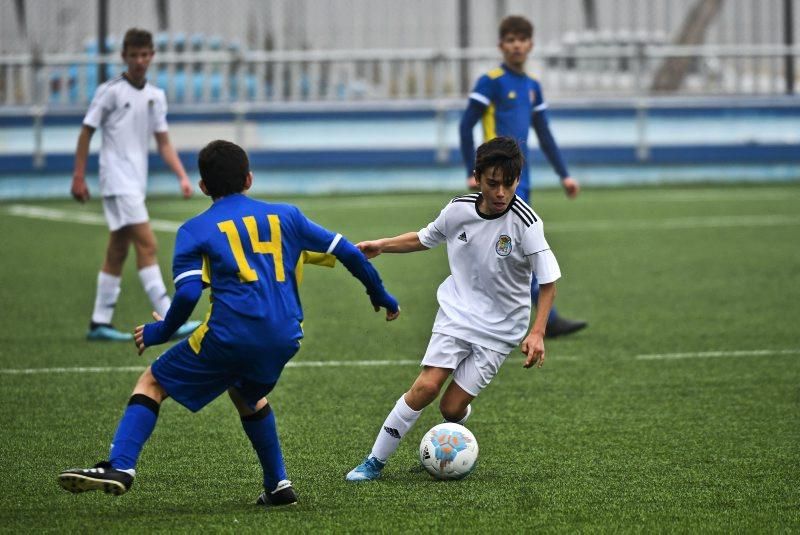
[1, 183, 799, 532]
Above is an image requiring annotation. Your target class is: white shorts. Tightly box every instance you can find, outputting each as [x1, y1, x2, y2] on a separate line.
[102, 195, 149, 231]
[421, 332, 509, 397]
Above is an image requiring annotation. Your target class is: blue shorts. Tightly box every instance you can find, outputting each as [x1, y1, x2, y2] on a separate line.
[151, 340, 277, 413]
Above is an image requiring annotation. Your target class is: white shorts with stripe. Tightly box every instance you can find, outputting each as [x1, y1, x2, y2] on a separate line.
[421, 332, 509, 397]
[102, 194, 149, 231]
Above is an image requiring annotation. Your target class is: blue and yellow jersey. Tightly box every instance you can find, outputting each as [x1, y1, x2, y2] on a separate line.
[468, 64, 548, 150]
[171, 193, 340, 360]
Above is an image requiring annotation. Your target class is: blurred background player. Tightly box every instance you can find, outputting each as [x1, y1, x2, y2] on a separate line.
[459, 15, 586, 338]
[346, 137, 559, 481]
[71, 27, 199, 341]
[58, 139, 400, 505]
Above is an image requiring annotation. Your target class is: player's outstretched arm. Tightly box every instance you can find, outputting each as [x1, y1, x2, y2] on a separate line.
[134, 279, 203, 354]
[332, 237, 402, 321]
[520, 282, 556, 368]
[356, 232, 428, 258]
[155, 131, 193, 198]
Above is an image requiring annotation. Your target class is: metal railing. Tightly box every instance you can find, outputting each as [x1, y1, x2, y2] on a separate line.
[1, 44, 798, 108]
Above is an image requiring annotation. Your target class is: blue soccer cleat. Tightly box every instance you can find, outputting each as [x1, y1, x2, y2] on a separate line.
[87, 324, 134, 342]
[345, 455, 385, 481]
[171, 320, 202, 340]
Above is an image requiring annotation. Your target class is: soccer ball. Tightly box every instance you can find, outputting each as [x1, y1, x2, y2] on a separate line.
[418, 422, 479, 480]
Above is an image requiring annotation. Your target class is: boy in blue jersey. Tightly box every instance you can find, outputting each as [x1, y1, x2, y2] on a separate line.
[459, 15, 587, 338]
[58, 140, 400, 506]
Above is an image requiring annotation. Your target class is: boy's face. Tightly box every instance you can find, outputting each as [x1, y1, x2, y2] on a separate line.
[498, 32, 533, 69]
[121, 46, 154, 80]
[476, 167, 519, 215]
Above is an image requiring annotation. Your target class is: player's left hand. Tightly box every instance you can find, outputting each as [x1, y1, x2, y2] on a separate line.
[134, 311, 164, 355]
[179, 177, 193, 199]
[520, 331, 545, 368]
[562, 177, 580, 199]
[376, 305, 401, 321]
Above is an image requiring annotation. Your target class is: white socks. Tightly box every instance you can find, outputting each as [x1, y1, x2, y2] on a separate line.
[138, 264, 171, 318]
[91, 272, 122, 325]
[370, 395, 422, 463]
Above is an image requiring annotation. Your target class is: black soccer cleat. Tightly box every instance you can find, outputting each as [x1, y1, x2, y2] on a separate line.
[58, 461, 134, 496]
[256, 480, 298, 507]
[545, 316, 588, 338]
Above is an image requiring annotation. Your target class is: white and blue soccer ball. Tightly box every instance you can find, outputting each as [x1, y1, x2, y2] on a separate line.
[418, 422, 479, 480]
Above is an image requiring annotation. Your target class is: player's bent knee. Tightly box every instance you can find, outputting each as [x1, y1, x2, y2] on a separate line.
[228, 389, 268, 417]
[408, 380, 441, 406]
[132, 366, 168, 403]
[439, 401, 468, 422]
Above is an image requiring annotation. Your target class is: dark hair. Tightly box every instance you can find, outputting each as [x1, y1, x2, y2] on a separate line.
[198, 140, 250, 198]
[122, 28, 154, 53]
[474, 137, 524, 186]
[499, 15, 534, 40]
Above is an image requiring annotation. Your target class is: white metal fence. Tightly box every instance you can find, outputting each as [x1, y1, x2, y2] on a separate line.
[2, 44, 799, 108]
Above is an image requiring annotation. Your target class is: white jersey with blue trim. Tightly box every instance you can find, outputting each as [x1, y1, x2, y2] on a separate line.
[82, 75, 168, 197]
[417, 193, 561, 353]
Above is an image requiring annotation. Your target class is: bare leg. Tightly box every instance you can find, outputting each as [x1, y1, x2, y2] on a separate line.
[439, 380, 475, 423]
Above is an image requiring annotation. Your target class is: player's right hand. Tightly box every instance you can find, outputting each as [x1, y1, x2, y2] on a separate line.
[71, 176, 90, 203]
[357, 240, 383, 259]
[134, 311, 164, 355]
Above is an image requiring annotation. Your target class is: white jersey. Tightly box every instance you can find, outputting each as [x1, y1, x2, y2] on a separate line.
[83, 75, 168, 197]
[417, 193, 561, 353]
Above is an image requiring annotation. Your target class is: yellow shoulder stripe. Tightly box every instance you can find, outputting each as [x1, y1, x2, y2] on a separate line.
[294, 251, 337, 286]
[302, 251, 337, 268]
[487, 67, 505, 79]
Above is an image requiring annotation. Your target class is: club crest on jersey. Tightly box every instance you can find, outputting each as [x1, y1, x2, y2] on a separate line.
[495, 235, 512, 256]
[508, 90, 516, 99]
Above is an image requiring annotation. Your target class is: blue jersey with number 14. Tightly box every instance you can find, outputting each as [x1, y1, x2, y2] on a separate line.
[170, 193, 339, 369]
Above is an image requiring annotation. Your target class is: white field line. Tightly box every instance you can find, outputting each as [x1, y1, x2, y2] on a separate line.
[0, 350, 794, 375]
[6, 204, 800, 233]
[5, 204, 181, 232]
[635, 348, 800, 360]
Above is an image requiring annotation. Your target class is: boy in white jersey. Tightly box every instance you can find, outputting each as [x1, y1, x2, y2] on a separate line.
[346, 136, 560, 481]
[71, 28, 199, 341]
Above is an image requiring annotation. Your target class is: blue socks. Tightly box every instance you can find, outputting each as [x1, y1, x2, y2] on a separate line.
[531, 276, 558, 322]
[109, 394, 160, 470]
[241, 404, 287, 492]
[107, 392, 287, 492]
